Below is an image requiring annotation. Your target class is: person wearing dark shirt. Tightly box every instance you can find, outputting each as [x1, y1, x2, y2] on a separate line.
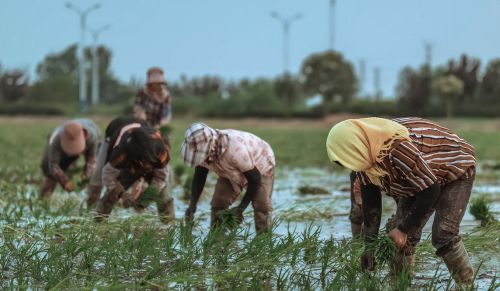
[87, 116, 174, 223]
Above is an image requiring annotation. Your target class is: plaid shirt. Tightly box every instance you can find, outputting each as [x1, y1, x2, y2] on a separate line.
[134, 89, 172, 127]
[181, 123, 228, 167]
[182, 124, 275, 193]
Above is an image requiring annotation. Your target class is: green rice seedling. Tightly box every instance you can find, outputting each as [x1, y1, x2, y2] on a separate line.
[469, 196, 497, 226]
[135, 186, 159, 208]
[215, 208, 241, 229]
[486, 276, 499, 291]
[173, 164, 186, 180]
[301, 224, 321, 265]
[370, 234, 397, 270]
[182, 175, 192, 201]
[159, 125, 173, 136]
[298, 185, 330, 195]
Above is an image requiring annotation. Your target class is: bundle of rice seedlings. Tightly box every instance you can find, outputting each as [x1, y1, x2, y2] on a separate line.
[159, 125, 173, 136]
[371, 235, 396, 269]
[298, 185, 330, 195]
[469, 196, 497, 226]
[216, 208, 241, 229]
[182, 176, 192, 201]
[135, 186, 159, 208]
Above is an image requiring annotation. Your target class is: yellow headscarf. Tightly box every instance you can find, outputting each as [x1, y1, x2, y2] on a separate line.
[326, 117, 410, 187]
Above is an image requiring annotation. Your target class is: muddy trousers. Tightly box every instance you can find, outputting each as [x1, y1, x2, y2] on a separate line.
[395, 175, 475, 282]
[95, 169, 174, 223]
[210, 176, 274, 234]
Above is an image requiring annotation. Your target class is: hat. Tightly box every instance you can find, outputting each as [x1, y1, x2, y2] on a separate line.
[60, 121, 86, 156]
[147, 67, 166, 84]
[180, 123, 217, 167]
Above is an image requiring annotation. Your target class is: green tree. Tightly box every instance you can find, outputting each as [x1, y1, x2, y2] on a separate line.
[32, 44, 126, 105]
[36, 45, 79, 81]
[274, 73, 301, 113]
[432, 75, 464, 118]
[446, 54, 480, 100]
[0, 65, 29, 102]
[480, 59, 500, 103]
[300, 51, 357, 108]
[396, 65, 432, 115]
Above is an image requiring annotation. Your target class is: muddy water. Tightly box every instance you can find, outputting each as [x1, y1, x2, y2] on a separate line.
[167, 167, 499, 290]
[31, 167, 498, 289]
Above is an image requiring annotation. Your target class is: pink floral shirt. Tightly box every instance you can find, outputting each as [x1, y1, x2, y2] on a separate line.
[201, 129, 275, 193]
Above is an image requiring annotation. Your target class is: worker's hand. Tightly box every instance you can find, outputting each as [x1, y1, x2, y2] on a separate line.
[184, 205, 196, 223]
[233, 207, 244, 224]
[63, 181, 74, 192]
[360, 249, 376, 271]
[388, 227, 407, 250]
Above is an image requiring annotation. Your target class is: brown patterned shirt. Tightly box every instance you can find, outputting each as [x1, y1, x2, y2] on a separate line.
[357, 117, 476, 198]
[134, 89, 172, 127]
[201, 129, 276, 193]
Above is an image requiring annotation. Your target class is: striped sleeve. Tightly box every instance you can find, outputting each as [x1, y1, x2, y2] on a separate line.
[356, 171, 371, 186]
[390, 141, 437, 192]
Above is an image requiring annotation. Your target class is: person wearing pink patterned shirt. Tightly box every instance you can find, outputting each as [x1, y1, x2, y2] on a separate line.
[181, 123, 275, 234]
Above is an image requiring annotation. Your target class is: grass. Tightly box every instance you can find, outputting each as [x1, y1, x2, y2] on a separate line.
[0, 116, 500, 289]
[469, 196, 498, 226]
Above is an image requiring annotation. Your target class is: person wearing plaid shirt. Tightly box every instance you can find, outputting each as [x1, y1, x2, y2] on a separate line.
[181, 123, 275, 234]
[133, 67, 172, 128]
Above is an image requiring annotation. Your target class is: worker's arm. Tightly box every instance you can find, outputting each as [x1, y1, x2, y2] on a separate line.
[185, 166, 209, 220]
[236, 167, 261, 212]
[48, 142, 72, 191]
[360, 183, 382, 271]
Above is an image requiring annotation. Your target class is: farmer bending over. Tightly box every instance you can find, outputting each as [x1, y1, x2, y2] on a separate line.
[40, 119, 100, 198]
[87, 116, 174, 223]
[181, 123, 276, 234]
[327, 117, 476, 284]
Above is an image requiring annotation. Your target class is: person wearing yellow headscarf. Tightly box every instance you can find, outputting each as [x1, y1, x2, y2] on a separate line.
[326, 117, 476, 284]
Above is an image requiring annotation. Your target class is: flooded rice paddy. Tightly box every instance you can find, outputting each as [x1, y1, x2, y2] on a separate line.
[0, 167, 499, 289]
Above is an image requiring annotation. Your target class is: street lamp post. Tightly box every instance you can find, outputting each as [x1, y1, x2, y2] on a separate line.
[65, 2, 101, 113]
[271, 12, 302, 74]
[329, 0, 336, 50]
[89, 25, 110, 106]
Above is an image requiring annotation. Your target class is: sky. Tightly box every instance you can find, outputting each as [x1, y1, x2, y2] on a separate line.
[1, 0, 500, 97]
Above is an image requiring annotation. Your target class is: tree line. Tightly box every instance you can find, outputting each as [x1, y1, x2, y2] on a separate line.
[1, 44, 500, 117]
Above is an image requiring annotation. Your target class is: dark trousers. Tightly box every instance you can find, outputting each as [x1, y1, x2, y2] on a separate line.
[395, 175, 475, 256]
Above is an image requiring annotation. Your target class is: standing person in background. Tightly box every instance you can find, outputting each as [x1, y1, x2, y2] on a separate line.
[326, 117, 476, 284]
[181, 123, 276, 234]
[40, 119, 100, 198]
[133, 67, 172, 130]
